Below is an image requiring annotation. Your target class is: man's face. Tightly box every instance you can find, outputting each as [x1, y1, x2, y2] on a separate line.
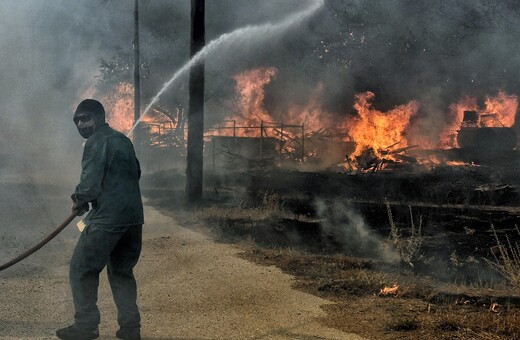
[74, 112, 95, 139]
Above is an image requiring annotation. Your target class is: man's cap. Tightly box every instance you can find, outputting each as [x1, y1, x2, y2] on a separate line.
[75, 99, 105, 117]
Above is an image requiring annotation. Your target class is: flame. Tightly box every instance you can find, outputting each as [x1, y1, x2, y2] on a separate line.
[80, 82, 174, 138]
[490, 302, 500, 313]
[484, 91, 518, 127]
[455, 297, 472, 305]
[215, 68, 334, 137]
[220, 67, 277, 137]
[216, 68, 519, 167]
[213, 68, 337, 161]
[78, 81, 136, 135]
[104, 82, 135, 134]
[439, 96, 477, 149]
[341, 92, 419, 157]
[445, 160, 477, 167]
[439, 91, 518, 148]
[379, 284, 399, 296]
[79, 67, 519, 168]
[285, 83, 335, 131]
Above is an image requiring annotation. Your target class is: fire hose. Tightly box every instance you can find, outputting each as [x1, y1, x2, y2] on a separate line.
[0, 211, 79, 272]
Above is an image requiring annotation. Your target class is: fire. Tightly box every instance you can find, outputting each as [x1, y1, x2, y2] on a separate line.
[213, 68, 337, 161]
[379, 284, 399, 296]
[484, 91, 518, 127]
[218, 68, 519, 168]
[225, 67, 278, 136]
[489, 302, 500, 313]
[445, 160, 477, 167]
[439, 96, 477, 149]
[81, 82, 174, 138]
[216, 68, 334, 136]
[80, 66, 519, 168]
[285, 83, 335, 131]
[79, 81, 135, 135]
[341, 92, 419, 157]
[439, 91, 518, 148]
[104, 82, 135, 134]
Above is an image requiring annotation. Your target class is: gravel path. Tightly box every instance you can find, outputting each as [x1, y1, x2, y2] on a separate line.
[0, 205, 365, 340]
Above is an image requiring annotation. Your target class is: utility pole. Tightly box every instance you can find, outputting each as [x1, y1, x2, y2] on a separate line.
[186, 0, 205, 202]
[133, 0, 142, 157]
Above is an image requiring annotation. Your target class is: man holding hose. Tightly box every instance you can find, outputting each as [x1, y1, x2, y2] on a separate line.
[56, 99, 144, 340]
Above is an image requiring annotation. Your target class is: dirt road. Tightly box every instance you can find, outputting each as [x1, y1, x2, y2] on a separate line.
[0, 205, 365, 340]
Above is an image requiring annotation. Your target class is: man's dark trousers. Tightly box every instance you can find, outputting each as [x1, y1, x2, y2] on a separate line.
[69, 223, 142, 332]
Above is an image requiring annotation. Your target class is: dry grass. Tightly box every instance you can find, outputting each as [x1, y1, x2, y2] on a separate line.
[386, 202, 424, 266]
[386, 316, 420, 331]
[242, 247, 520, 339]
[468, 308, 520, 339]
[261, 191, 285, 216]
[429, 305, 520, 339]
[485, 224, 520, 292]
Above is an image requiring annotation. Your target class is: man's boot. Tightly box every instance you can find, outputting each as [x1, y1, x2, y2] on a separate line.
[56, 325, 99, 340]
[116, 327, 141, 340]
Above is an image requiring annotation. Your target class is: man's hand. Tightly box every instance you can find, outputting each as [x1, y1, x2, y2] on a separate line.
[71, 194, 89, 216]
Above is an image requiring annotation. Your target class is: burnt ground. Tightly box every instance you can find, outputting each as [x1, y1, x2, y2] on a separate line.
[142, 162, 520, 339]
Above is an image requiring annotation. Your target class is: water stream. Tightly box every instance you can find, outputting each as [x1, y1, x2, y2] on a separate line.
[128, 0, 324, 135]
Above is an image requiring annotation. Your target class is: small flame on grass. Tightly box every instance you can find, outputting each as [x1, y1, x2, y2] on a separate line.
[445, 161, 478, 167]
[490, 302, 500, 313]
[379, 284, 399, 296]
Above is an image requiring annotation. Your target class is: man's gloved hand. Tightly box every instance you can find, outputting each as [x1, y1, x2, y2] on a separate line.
[71, 194, 89, 216]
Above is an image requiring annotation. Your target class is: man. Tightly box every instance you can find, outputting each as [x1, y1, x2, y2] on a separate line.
[56, 99, 144, 340]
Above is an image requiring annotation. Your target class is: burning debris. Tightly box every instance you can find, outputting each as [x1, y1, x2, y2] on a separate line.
[343, 143, 419, 173]
[342, 92, 418, 155]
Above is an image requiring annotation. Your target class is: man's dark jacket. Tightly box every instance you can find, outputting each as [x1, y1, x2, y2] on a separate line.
[75, 124, 144, 227]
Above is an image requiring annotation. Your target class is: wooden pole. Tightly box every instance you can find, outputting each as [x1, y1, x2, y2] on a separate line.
[133, 0, 141, 157]
[260, 121, 264, 160]
[301, 123, 305, 161]
[186, 0, 205, 202]
[212, 138, 215, 172]
[280, 123, 284, 164]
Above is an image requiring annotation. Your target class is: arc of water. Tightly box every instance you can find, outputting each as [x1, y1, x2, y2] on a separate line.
[127, 0, 324, 136]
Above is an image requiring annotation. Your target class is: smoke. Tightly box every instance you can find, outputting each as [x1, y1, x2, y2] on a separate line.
[0, 0, 327, 271]
[314, 198, 399, 263]
[0, 1, 130, 269]
[296, 0, 520, 139]
[0, 0, 518, 198]
[2, 1, 519, 174]
[0, 1, 120, 184]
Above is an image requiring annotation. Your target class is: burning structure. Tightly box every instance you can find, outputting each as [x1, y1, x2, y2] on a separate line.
[457, 110, 517, 153]
[91, 66, 520, 176]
